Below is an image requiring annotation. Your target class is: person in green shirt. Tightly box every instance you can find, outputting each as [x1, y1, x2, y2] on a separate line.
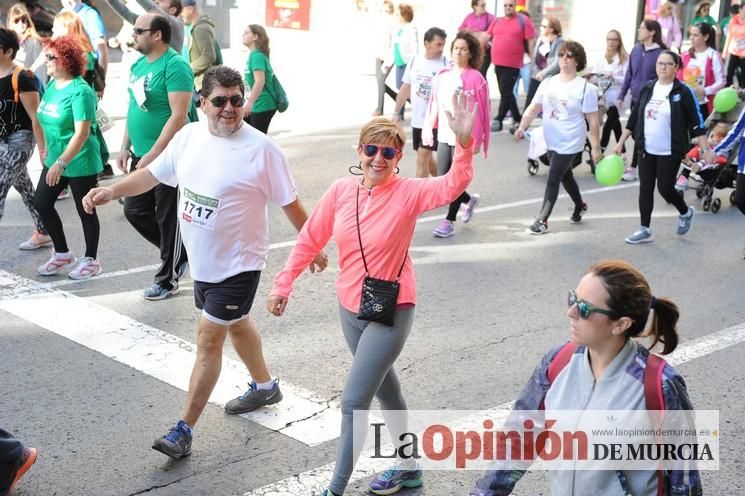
[119, 13, 194, 301]
[34, 35, 103, 280]
[242, 24, 278, 134]
[690, 1, 721, 47]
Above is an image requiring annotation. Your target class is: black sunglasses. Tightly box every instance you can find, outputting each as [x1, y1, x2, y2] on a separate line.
[361, 144, 398, 160]
[45, 54, 57, 61]
[133, 27, 154, 35]
[568, 290, 616, 320]
[558, 51, 575, 59]
[209, 95, 246, 108]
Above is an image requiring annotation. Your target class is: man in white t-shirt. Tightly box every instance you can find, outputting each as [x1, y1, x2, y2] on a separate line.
[83, 66, 327, 459]
[392, 27, 448, 177]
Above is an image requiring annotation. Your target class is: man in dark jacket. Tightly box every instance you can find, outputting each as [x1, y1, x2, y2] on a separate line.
[181, 0, 217, 94]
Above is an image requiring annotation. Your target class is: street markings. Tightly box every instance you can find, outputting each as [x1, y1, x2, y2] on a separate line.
[0, 270, 340, 447]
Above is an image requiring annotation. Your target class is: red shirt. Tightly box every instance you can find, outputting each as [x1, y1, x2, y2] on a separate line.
[488, 14, 536, 69]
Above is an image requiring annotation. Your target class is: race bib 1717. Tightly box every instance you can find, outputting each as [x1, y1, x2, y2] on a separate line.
[181, 188, 221, 230]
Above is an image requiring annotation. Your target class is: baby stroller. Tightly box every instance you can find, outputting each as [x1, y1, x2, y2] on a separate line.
[525, 126, 597, 176]
[525, 75, 610, 176]
[676, 100, 743, 213]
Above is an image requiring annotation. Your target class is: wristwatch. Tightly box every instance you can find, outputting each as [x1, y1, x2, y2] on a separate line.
[53, 158, 68, 171]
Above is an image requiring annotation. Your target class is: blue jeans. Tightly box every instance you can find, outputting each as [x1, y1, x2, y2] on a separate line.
[513, 63, 531, 99]
[395, 64, 407, 119]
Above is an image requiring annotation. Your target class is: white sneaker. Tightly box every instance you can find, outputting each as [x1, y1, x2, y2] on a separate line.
[38, 251, 76, 275]
[622, 167, 638, 182]
[68, 257, 102, 280]
[19, 230, 52, 250]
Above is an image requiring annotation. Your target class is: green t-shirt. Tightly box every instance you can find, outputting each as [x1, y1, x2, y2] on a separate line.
[182, 24, 192, 61]
[37, 77, 102, 177]
[691, 15, 717, 28]
[86, 51, 96, 71]
[127, 48, 194, 157]
[244, 50, 276, 113]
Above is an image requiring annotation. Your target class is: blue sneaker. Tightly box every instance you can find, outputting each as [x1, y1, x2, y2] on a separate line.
[143, 283, 179, 301]
[152, 420, 192, 459]
[625, 227, 653, 244]
[677, 206, 695, 235]
[369, 463, 423, 495]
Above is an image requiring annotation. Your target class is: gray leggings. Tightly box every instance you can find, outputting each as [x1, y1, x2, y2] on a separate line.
[537, 150, 583, 221]
[437, 143, 471, 221]
[329, 304, 415, 495]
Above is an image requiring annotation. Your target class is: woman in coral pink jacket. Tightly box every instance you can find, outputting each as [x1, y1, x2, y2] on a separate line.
[268, 94, 477, 496]
[423, 30, 490, 238]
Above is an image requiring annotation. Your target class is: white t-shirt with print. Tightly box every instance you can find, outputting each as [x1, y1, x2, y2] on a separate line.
[534, 76, 599, 154]
[148, 121, 297, 283]
[434, 68, 464, 146]
[683, 47, 724, 104]
[644, 82, 674, 156]
[402, 54, 448, 129]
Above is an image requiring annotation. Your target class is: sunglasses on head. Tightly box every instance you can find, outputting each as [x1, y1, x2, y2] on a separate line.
[568, 290, 616, 320]
[361, 144, 398, 160]
[209, 95, 246, 108]
[558, 51, 575, 59]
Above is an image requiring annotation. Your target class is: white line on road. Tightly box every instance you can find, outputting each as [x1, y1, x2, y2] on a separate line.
[0, 270, 340, 447]
[243, 320, 745, 495]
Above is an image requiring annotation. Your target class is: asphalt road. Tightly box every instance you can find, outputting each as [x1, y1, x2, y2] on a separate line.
[2, 124, 744, 496]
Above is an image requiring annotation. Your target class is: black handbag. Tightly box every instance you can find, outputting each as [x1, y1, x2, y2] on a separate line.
[355, 185, 407, 327]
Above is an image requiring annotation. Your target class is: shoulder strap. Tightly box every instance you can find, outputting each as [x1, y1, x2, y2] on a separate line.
[644, 353, 666, 496]
[547, 341, 578, 384]
[11, 64, 23, 103]
[517, 12, 525, 34]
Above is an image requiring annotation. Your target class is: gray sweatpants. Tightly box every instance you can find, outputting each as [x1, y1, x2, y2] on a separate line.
[329, 304, 415, 495]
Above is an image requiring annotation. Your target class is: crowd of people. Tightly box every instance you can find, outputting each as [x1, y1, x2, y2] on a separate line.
[1, 0, 743, 495]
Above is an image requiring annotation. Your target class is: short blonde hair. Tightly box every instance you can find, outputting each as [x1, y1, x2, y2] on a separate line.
[358, 117, 406, 149]
[711, 122, 731, 139]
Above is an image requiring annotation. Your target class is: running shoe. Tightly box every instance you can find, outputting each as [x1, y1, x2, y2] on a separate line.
[461, 193, 480, 223]
[528, 219, 549, 235]
[68, 257, 102, 280]
[677, 206, 695, 235]
[38, 251, 76, 276]
[622, 167, 638, 182]
[315, 489, 339, 496]
[369, 462, 423, 495]
[57, 188, 70, 200]
[569, 202, 588, 224]
[490, 120, 503, 132]
[625, 227, 653, 244]
[432, 219, 455, 238]
[143, 283, 179, 301]
[152, 420, 192, 459]
[8, 446, 37, 494]
[97, 163, 115, 180]
[675, 176, 689, 192]
[225, 380, 283, 414]
[19, 230, 52, 250]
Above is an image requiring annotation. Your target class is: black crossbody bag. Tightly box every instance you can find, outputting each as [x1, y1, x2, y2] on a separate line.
[355, 186, 407, 327]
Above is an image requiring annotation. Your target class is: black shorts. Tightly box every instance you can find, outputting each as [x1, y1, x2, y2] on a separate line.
[412, 127, 438, 151]
[194, 271, 261, 325]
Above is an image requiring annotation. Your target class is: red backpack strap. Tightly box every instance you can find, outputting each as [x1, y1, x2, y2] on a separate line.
[547, 341, 578, 384]
[644, 353, 667, 496]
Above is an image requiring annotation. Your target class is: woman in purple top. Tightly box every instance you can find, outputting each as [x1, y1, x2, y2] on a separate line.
[617, 19, 666, 181]
[460, 0, 496, 77]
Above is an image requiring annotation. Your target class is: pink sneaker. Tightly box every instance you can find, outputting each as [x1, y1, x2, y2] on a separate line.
[68, 257, 102, 280]
[433, 219, 455, 238]
[19, 230, 52, 250]
[622, 167, 638, 181]
[38, 251, 76, 275]
[675, 176, 689, 192]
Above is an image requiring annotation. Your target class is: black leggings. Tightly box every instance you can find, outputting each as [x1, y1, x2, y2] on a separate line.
[245, 109, 277, 134]
[601, 106, 623, 150]
[537, 150, 583, 221]
[524, 77, 541, 111]
[436, 143, 470, 221]
[735, 172, 745, 216]
[33, 167, 99, 258]
[727, 54, 745, 87]
[638, 153, 689, 228]
[494, 65, 522, 123]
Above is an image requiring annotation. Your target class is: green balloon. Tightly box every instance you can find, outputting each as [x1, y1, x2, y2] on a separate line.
[595, 154, 624, 186]
[714, 88, 738, 114]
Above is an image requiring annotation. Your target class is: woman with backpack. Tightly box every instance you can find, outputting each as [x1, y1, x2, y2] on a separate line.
[471, 259, 703, 496]
[0, 27, 49, 251]
[241, 24, 279, 134]
[678, 22, 724, 121]
[614, 50, 710, 245]
[514, 40, 602, 235]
